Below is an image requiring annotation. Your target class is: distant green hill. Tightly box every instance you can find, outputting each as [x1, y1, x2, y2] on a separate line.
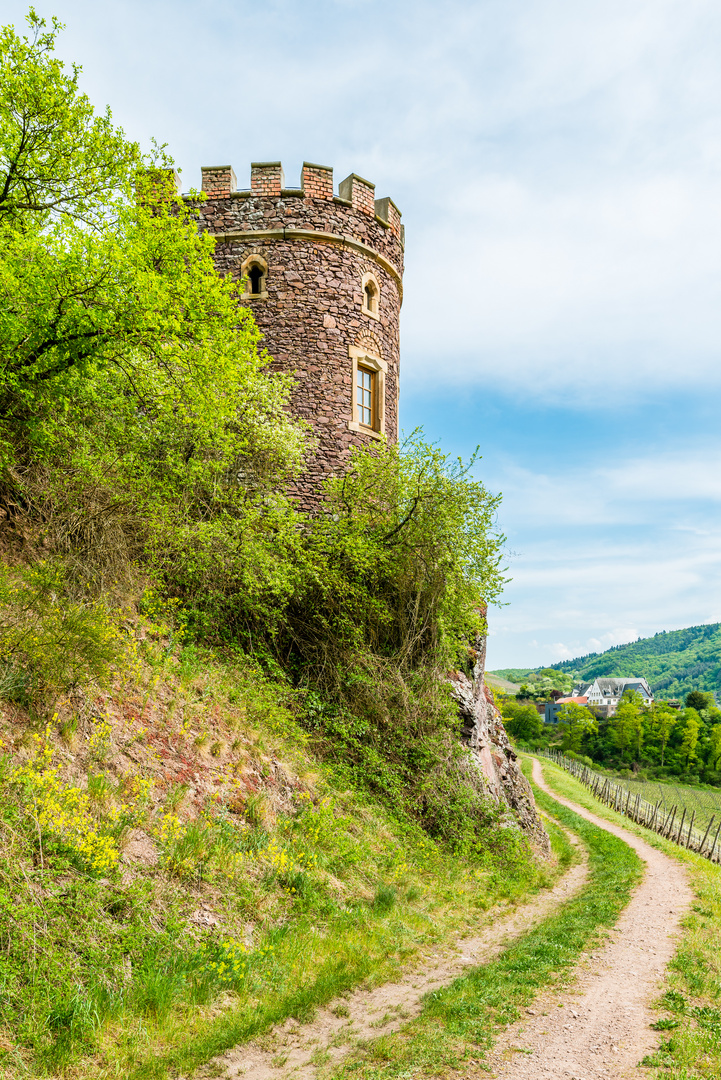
[491, 622, 721, 701]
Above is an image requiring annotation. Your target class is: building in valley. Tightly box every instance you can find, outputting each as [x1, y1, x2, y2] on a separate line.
[572, 677, 653, 716]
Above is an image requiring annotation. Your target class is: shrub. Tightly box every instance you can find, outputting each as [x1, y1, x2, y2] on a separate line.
[0, 560, 120, 713]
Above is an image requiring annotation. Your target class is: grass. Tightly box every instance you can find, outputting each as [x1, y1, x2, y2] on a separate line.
[0, 626, 567, 1080]
[535, 758, 721, 1080]
[317, 760, 643, 1080]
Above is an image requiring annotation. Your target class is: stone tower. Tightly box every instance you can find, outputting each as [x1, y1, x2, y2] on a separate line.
[192, 161, 404, 507]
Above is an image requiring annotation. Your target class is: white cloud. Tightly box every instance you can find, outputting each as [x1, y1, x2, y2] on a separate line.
[403, 168, 721, 399]
[600, 453, 721, 501]
[480, 447, 721, 537]
[549, 642, 574, 660]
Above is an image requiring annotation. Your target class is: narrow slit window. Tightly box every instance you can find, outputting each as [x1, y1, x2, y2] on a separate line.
[364, 283, 375, 313]
[361, 273, 380, 318]
[249, 264, 264, 294]
[357, 366, 375, 427]
[242, 255, 268, 299]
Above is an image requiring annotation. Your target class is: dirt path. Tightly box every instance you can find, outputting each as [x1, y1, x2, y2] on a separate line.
[485, 758, 693, 1080]
[193, 826, 588, 1080]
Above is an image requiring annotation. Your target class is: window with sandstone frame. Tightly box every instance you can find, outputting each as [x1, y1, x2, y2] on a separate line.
[356, 365, 375, 428]
[348, 345, 387, 440]
[361, 271, 380, 320]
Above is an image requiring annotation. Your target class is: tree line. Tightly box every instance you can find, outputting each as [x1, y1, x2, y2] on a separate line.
[501, 690, 721, 784]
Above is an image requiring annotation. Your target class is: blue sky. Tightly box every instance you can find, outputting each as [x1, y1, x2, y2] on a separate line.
[7, 0, 721, 668]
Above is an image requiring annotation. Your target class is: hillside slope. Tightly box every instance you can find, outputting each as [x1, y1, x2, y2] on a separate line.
[0, 608, 552, 1079]
[492, 622, 721, 700]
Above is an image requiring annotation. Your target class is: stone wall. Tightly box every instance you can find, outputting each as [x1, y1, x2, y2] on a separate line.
[191, 162, 404, 508]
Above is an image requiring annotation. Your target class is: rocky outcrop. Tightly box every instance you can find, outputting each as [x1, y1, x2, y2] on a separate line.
[449, 637, 550, 856]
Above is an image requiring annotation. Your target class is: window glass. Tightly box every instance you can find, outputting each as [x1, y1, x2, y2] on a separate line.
[357, 367, 374, 426]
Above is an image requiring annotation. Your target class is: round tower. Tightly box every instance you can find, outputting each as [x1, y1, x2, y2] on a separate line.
[193, 161, 404, 507]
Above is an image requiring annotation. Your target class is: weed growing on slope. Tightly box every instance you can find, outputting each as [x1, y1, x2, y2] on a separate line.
[7, 726, 121, 874]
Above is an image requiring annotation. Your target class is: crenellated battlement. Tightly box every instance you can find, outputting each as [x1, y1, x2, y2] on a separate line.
[198, 161, 403, 244]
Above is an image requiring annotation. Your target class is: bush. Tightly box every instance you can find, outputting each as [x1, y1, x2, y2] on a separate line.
[283, 436, 505, 676]
[268, 437, 510, 853]
[0, 560, 120, 712]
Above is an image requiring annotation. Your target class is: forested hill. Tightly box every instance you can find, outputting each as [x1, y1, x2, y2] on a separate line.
[493, 622, 721, 701]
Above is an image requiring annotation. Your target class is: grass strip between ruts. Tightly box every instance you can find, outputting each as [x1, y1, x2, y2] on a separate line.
[320, 766, 643, 1080]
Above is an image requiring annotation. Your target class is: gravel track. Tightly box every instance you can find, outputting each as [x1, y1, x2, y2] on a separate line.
[193, 758, 692, 1080]
[486, 757, 693, 1080]
[194, 821, 588, 1080]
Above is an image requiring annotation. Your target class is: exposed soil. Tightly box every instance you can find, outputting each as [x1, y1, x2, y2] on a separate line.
[485, 758, 693, 1079]
[192, 825, 588, 1080]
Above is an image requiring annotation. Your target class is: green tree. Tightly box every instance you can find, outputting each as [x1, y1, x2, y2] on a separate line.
[610, 690, 645, 763]
[0, 11, 306, 616]
[558, 702, 597, 753]
[650, 705, 677, 767]
[502, 703, 543, 742]
[679, 709, 702, 769]
[0, 10, 140, 225]
[685, 690, 715, 711]
[707, 724, 721, 771]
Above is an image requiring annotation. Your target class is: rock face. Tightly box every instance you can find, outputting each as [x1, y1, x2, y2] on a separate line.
[449, 636, 550, 857]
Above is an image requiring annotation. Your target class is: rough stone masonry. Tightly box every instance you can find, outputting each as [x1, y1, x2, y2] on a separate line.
[189, 160, 404, 508]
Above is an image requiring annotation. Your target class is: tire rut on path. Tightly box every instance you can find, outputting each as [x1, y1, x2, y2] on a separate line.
[191, 823, 588, 1080]
[486, 758, 693, 1080]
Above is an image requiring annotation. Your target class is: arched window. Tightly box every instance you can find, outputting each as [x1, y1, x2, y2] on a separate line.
[364, 281, 376, 312]
[361, 271, 380, 320]
[241, 254, 268, 300]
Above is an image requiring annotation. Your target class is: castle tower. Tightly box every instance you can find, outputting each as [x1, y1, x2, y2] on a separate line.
[193, 161, 404, 507]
